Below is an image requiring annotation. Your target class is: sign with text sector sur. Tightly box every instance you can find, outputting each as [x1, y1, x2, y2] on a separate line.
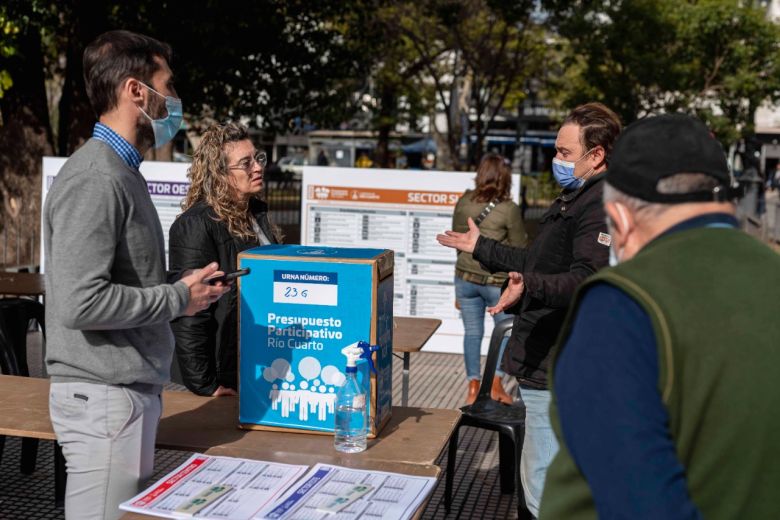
[300, 166, 521, 355]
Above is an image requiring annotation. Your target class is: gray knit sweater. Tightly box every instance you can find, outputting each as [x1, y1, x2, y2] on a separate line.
[43, 139, 190, 387]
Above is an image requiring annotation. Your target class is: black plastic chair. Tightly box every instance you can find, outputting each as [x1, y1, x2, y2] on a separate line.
[0, 297, 65, 505]
[0, 298, 45, 377]
[444, 317, 532, 520]
[0, 298, 46, 472]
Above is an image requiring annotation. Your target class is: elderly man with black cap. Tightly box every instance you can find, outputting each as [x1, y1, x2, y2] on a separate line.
[539, 114, 780, 519]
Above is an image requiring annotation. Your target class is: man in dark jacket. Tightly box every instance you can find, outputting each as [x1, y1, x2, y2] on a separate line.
[437, 102, 621, 516]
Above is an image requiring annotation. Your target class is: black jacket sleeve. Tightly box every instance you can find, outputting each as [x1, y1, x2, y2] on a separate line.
[472, 235, 529, 274]
[523, 195, 609, 309]
[169, 215, 220, 396]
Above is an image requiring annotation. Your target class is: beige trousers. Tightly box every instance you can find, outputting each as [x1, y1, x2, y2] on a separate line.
[49, 382, 161, 520]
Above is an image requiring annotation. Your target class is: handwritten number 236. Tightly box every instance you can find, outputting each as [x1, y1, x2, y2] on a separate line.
[284, 287, 308, 298]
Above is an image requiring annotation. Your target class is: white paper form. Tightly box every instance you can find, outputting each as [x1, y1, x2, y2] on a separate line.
[257, 463, 437, 520]
[119, 454, 308, 519]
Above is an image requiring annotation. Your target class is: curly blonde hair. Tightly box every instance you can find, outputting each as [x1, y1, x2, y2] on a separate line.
[183, 122, 263, 241]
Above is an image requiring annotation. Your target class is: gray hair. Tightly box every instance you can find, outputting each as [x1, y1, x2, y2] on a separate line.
[603, 172, 727, 222]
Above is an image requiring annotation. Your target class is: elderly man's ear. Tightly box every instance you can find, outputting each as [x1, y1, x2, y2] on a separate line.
[605, 201, 632, 238]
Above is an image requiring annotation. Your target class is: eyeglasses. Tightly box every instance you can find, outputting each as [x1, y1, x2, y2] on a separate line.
[228, 151, 267, 172]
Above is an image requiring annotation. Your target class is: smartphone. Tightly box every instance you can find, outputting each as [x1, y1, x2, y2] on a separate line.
[208, 267, 250, 285]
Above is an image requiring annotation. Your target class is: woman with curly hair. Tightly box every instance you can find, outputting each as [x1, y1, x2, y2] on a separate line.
[169, 122, 280, 396]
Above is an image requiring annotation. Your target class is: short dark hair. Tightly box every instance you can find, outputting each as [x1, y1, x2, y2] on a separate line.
[563, 102, 622, 161]
[83, 30, 173, 117]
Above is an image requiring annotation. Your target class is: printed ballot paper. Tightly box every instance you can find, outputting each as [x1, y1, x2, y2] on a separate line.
[119, 454, 306, 519]
[257, 463, 436, 519]
[120, 455, 436, 519]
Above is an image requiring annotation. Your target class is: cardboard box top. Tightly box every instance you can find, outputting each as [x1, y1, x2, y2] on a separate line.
[240, 244, 390, 261]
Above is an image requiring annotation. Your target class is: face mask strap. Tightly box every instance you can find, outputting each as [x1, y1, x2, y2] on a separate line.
[575, 148, 594, 165]
[138, 80, 165, 99]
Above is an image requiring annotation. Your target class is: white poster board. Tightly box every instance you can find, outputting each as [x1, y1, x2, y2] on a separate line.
[300, 166, 521, 354]
[41, 157, 191, 270]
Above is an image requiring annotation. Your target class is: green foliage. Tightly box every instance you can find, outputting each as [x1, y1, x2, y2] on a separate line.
[0, 7, 20, 98]
[524, 170, 559, 204]
[124, 0, 367, 132]
[361, 0, 545, 168]
[1, 0, 368, 131]
[543, 0, 780, 143]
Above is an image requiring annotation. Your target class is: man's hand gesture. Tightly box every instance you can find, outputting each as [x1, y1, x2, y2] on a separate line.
[180, 262, 230, 316]
[488, 272, 524, 315]
[436, 217, 480, 254]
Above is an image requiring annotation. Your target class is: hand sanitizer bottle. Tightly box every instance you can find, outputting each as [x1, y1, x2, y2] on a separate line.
[335, 343, 368, 453]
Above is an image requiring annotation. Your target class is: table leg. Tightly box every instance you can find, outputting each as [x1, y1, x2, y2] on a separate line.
[55, 441, 66, 507]
[41, 296, 47, 377]
[402, 352, 410, 407]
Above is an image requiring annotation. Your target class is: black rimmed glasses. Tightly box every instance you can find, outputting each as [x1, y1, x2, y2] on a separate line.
[228, 151, 267, 172]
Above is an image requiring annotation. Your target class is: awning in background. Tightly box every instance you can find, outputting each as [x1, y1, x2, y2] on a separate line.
[402, 137, 437, 154]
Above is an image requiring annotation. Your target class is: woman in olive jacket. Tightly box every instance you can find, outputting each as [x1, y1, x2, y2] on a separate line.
[169, 122, 279, 396]
[452, 153, 527, 404]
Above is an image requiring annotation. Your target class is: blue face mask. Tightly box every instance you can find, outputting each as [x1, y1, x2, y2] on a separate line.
[552, 149, 593, 190]
[138, 82, 183, 149]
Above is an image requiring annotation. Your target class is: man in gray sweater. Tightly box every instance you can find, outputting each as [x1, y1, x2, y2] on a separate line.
[43, 30, 229, 520]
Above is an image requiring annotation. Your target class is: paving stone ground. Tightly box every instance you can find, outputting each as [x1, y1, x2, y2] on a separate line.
[0, 332, 522, 519]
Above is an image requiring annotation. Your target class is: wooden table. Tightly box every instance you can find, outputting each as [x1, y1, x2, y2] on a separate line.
[156, 389, 457, 468]
[0, 375, 458, 466]
[0, 375, 460, 518]
[393, 317, 441, 407]
[0, 272, 45, 296]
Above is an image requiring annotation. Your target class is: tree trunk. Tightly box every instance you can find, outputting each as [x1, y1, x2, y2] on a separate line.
[473, 110, 485, 166]
[375, 84, 396, 169]
[0, 19, 54, 267]
[432, 128, 455, 171]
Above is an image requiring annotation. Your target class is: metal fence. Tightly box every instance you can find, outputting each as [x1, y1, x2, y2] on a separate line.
[0, 218, 39, 271]
[264, 178, 302, 225]
[264, 178, 303, 244]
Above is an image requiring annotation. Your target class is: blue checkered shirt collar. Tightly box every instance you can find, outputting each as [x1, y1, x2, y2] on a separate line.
[92, 122, 143, 170]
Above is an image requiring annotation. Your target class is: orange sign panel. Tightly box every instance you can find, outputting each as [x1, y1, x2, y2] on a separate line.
[307, 185, 461, 206]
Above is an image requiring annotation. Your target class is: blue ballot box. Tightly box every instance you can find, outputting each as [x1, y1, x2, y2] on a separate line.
[237, 245, 394, 436]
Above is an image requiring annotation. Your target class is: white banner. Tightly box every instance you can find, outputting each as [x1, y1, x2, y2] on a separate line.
[41, 157, 191, 270]
[300, 166, 521, 355]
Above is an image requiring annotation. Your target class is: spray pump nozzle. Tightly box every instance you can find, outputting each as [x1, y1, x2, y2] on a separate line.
[341, 341, 380, 374]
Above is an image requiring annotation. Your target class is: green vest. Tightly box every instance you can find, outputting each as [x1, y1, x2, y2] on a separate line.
[540, 226, 780, 520]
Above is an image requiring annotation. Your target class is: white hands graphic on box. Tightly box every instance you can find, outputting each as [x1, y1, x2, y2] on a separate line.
[264, 357, 347, 421]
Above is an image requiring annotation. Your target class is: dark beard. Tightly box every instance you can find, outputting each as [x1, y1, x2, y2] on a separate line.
[137, 117, 155, 151]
